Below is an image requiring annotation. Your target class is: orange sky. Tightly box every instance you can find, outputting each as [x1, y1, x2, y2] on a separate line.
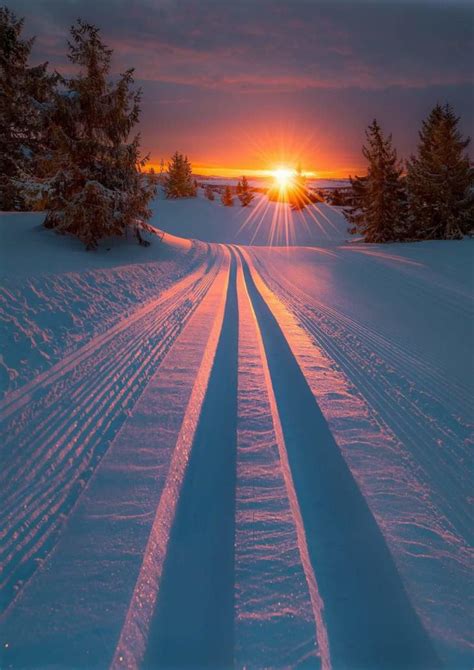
[147, 128, 363, 179]
[18, 0, 472, 180]
[147, 163, 354, 179]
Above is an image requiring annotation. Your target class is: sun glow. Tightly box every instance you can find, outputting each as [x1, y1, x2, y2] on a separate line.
[273, 167, 296, 189]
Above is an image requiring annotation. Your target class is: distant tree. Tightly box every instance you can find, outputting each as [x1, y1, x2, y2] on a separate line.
[330, 188, 343, 206]
[159, 158, 165, 183]
[38, 20, 155, 249]
[236, 180, 242, 195]
[290, 164, 311, 210]
[238, 175, 254, 206]
[164, 151, 196, 198]
[204, 184, 215, 201]
[0, 7, 56, 210]
[407, 103, 473, 239]
[221, 185, 233, 206]
[344, 119, 407, 242]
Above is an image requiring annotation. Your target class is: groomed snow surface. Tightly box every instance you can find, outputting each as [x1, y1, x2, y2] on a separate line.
[1, 192, 473, 670]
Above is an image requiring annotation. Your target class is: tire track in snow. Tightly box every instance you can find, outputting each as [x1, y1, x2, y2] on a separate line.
[237, 248, 441, 670]
[0, 246, 223, 612]
[0, 249, 232, 669]
[140, 251, 238, 669]
[250, 254, 472, 544]
[111, 249, 232, 670]
[233, 248, 328, 669]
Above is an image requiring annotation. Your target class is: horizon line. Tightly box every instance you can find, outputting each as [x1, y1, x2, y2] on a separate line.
[147, 163, 356, 179]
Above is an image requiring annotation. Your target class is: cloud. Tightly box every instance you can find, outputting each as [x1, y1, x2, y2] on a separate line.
[8, 0, 473, 173]
[11, 0, 474, 92]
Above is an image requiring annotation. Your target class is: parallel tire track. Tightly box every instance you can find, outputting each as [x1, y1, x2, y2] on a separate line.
[237, 248, 441, 670]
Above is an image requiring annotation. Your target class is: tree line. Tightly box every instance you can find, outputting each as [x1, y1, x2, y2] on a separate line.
[344, 109, 473, 242]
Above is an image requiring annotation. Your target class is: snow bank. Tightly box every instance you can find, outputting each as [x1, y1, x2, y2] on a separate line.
[0, 212, 204, 393]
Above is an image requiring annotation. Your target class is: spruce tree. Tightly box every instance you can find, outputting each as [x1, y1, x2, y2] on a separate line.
[238, 175, 254, 206]
[204, 184, 215, 201]
[344, 119, 407, 242]
[290, 165, 311, 210]
[164, 152, 196, 198]
[221, 185, 233, 206]
[39, 20, 155, 249]
[0, 7, 56, 210]
[407, 104, 473, 239]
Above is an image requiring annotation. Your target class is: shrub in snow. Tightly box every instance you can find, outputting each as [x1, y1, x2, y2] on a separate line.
[344, 119, 407, 243]
[0, 7, 56, 210]
[221, 185, 234, 206]
[238, 175, 254, 207]
[39, 20, 155, 249]
[407, 104, 474, 240]
[164, 152, 197, 198]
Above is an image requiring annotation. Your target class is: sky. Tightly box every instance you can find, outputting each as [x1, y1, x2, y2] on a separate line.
[10, 0, 474, 177]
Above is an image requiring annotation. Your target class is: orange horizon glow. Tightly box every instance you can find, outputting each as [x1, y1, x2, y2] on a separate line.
[147, 162, 358, 180]
[146, 124, 366, 179]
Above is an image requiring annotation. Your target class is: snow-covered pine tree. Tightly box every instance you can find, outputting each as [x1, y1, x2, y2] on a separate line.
[238, 175, 254, 206]
[221, 185, 233, 206]
[236, 180, 242, 195]
[344, 119, 407, 242]
[40, 20, 155, 249]
[0, 7, 56, 210]
[164, 152, 196, 198]
[204, 184, 215, 201]
[407, 104, 473, 239]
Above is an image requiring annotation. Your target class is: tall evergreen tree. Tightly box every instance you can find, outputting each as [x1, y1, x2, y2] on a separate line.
[238, 175, 254, 206]
[0, 7, 56, 210]
[164, 152, 196, 198]
[39, 20, 155, 249]
[344, 119, 407, 242]
[221, 185, 233, 206]
[407, 104, 473, 239]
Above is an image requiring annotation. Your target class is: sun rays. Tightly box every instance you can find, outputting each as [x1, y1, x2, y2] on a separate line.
[235, 188, 337, 247]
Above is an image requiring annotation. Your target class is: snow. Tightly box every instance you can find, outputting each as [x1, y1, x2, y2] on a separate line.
[151, 190, 350, 246]
[1, 196, 472, 669]
[0, 211, 199, 393]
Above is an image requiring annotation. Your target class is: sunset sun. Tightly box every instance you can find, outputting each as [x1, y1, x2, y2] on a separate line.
[273, 167, 295, 189]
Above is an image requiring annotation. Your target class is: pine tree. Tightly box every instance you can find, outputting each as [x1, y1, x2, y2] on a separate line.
[164, 152, 196, 198]
[344, 119, 407, 242]
[236, 180, 242, 195]
[238, 175, 254, 206]
[221, 185, 233, 206]
[204, 184, 215, 201]
[38, 20, 155, 249]
[407, 104, 473, 239]
[290, 164, 311, 210]
[330, 188, 343, 206]
[159, 158, 165, 184]
[0, 7, 56, 210]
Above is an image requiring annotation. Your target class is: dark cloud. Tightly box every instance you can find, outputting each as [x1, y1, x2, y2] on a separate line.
[8, 0, 474, 173]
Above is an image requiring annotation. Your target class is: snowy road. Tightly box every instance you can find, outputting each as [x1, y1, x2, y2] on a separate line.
[1, 225, 472, 668]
